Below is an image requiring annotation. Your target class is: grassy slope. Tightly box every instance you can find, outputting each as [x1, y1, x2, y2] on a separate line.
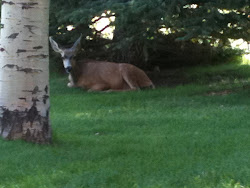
[0, 63, 250, 188]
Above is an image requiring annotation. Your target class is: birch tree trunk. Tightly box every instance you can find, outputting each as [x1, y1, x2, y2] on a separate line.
[0, 0, 51, 143]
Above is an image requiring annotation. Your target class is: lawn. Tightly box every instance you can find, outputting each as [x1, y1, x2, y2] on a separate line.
[0, 63, 250, 188]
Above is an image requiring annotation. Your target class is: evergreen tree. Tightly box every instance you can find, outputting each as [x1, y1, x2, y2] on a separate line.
[50, 0, 249, 41]
[49, 0, 249, 67]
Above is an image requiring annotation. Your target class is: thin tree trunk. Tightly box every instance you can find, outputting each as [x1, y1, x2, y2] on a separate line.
[0, 0, 51, 143]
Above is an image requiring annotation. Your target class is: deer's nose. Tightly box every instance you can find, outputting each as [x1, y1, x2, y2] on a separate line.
[65, 66, 72, 73]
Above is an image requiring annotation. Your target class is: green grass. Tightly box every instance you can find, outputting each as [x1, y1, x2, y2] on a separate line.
[1, 63, 250, 188]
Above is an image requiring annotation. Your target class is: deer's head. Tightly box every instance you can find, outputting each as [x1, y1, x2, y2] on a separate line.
[49, 35, 82, 73]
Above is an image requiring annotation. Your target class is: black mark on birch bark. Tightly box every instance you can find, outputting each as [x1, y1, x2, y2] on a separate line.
[19, 98, 27, 101]
[2, 64, 15, 69]
[0, 48, 5, 52]
[22, 86, 42, 94]
[1, 1, 15, 5]
[22, 87, 41, 94]
[17, 2, 38, 9]
[24, 25, 37, 34]
[32, 86, 41, 94]
[0, 105, 51, 144]
[32, 97, 39, 104]
[43, 95, 49, 104]
[7, 33, 19, 39]
[0, 107, 23, 139]
[17, 49, 27, 54]
[33, 46, 43, 50]
[27, 54, 48, 59]
[2, 64, 42, 74]
[44, 86, 48, 94]
[19, 68, 42, 74]
[27, 103, 39, 128]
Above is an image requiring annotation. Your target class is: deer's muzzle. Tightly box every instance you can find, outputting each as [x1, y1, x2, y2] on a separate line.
[65, 66, 72, 73]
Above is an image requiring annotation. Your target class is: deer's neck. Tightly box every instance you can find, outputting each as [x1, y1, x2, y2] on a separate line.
[70, 60, 82, 85]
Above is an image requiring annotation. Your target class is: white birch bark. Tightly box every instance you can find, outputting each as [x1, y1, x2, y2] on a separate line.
[0, 0, 51, 143]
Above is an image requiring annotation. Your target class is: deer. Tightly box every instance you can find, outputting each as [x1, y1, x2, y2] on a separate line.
[49, 35, 155, 92]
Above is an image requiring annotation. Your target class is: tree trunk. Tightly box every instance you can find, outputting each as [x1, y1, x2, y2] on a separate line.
[0, 0, 51, 144]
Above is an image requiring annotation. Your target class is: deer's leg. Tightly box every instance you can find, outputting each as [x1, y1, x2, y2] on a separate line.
[105, 88, 138, 92]
[121, 74, 140, 90]
[87, 84, 136, 92]
[119, 67, 141, 90]
[67, 83, 75, 88]
[87, 84, 109, 92]
[67, 74, 76, 88]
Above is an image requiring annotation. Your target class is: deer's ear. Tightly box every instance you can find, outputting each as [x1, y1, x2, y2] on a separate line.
[49, 37, 63, 53]
[71, 34, 82, 51]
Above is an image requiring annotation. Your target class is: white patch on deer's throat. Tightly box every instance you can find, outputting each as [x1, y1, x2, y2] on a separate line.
[63, 59, 71, 69]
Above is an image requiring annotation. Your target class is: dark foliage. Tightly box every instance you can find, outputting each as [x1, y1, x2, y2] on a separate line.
[37, 1, 250, 68]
